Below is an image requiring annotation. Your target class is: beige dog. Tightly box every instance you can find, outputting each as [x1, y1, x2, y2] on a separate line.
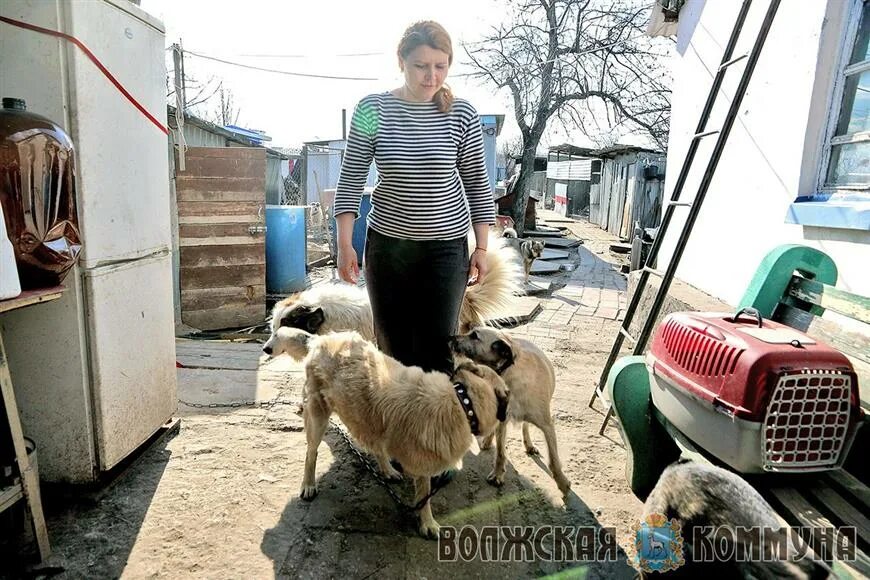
[450, 327, 571, 495]
[263, 327, 510, 539]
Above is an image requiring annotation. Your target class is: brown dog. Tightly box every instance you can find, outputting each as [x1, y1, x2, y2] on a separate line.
[450, 327, 571, 495]
[263, 327, 510, 539]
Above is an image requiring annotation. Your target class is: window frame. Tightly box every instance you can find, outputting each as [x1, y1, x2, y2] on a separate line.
[787, 0, 869, 230]
[817, 0, 870, 193]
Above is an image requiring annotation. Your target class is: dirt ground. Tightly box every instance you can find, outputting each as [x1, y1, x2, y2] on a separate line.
[7, 216, 647, 579]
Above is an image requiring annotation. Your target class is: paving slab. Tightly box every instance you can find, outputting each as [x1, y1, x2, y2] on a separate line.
[543, 237, 584, 249]
[530, 261, 562, 275]
[540, 249, 571, 261]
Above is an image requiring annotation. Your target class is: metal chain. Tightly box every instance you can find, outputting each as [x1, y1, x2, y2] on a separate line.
[178, 398, 300, 409]
[330, 419, 448, 512]
[178, 398, 447, 511]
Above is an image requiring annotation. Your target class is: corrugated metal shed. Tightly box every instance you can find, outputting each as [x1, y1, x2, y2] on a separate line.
[587, 145, 667, 238]
[546, 159, 593, 181]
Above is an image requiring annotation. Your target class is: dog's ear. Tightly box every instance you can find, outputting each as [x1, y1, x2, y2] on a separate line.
[492, 339, 514, 365]
[280, 304, 310, 328]
[305, 307, 325, 334]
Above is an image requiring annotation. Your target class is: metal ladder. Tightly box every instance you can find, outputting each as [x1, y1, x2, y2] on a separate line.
[590, 0, 782, 435]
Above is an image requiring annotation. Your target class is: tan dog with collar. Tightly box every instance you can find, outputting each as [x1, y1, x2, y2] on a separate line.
[263, 327, 510, 539]
[450, 327, 571, 495]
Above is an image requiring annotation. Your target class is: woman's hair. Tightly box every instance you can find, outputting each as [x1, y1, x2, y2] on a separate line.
[397, 20, 454, 113]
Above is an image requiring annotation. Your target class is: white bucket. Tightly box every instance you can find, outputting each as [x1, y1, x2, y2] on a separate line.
[0, 203, 22, 300]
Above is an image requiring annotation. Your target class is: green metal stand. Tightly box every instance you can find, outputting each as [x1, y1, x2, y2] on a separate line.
[738, 244, 837, 318]
[605, 356, 680, 501]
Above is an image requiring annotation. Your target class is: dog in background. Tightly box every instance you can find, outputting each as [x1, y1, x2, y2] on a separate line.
[269, 231, 523, 339]
[642, 460, 831, 578]
[269, 283, 375, 341]
[263, 326, 510, 539]
[450, 326, 571, 495]
[502, 228, 544, 283]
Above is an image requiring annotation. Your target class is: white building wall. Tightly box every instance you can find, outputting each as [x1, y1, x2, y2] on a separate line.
[659, 0, 869, 306]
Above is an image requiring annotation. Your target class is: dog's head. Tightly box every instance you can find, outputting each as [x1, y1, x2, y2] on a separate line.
[449, 327, 515, 375]
[262, 326, 313, 361]
[522, 240, 544, 260]
[452, 361, 510, 432]
[270, 302, 326, 335]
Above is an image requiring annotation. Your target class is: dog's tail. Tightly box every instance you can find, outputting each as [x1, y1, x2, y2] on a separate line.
[461, 232, 524, 332]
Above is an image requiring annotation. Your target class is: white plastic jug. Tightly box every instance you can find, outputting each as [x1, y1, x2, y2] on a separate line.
[0, 203, 22, 300]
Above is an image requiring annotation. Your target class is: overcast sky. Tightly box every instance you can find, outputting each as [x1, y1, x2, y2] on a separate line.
[139, 0, 544, 148]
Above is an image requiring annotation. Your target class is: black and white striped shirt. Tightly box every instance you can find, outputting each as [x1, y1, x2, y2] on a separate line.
[333, 92, 495, 240]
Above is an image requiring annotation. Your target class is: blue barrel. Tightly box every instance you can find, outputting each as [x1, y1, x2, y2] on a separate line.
[265, 205, 307, 294]
[332, 192, 372, 263]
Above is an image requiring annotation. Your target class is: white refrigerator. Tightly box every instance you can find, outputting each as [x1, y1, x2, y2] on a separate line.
[0, 0, 177, 482]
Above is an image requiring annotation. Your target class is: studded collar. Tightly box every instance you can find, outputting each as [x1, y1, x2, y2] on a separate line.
[453, 382, 480, 436]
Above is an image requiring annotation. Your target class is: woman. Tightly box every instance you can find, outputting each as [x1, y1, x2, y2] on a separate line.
[333, 20, 495, 375]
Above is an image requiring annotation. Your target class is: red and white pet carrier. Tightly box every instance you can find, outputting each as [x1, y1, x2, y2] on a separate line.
[646, 308, 863, 474]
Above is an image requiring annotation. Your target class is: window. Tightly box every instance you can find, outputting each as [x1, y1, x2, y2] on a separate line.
[787, 0, 870, 230]
[825, 0, 869, 188]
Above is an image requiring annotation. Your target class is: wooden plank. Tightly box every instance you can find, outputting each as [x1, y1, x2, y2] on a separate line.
[178, 201, 261, 217]
[179, 236, 262, 248]
[808, 484, 870, 540]
[177, 147, 266, 331]
[182, 304, 267, 332]
[180, 245, 265, 268]
[827, 470, 870, 511]
[485, 296, 543, 328]
[788, 277, 870, 325]
[0, 286, 64, 314]
[176, 340, 267, 356]
[176, 175, 263, 196]
[180, 264, 266, 290]
[0, 333, 50, 559]
[181, 285, 266, 311]
[180, 223, 261, 239]
[177, 190, 263, 203]
[769, 488, 869, 578]
[178, 157, 264, 179]
[775, 304, 870, 364]
[176, 349, 267, 371]
[0, 481, 23, 513]
[178, 215, 258, 225]
[183, 147, 265, 159]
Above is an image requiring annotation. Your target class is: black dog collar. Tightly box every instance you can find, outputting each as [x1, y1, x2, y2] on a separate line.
[453, 382, 480, 436]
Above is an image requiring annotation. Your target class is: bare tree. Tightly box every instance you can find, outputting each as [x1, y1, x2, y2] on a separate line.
[499, 134, 524, 179]
[466, 0, 672, 233]
[214, 85, 241, 126]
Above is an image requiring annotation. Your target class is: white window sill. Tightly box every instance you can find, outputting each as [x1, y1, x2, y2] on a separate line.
[785, 198, 869, 230]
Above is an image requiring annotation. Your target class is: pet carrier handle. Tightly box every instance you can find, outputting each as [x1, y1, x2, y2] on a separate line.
[729, 307, 763, 327]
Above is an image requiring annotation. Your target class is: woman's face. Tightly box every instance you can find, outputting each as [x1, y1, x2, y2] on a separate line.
[399, 44, 450, 102]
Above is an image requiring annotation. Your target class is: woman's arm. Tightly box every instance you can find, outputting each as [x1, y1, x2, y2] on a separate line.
[457, 105, 495, 285]
[333, 99, 377, 283]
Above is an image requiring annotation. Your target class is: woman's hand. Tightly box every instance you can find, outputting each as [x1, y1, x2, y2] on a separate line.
[467, 247, 488, 286]
[337, 244, 359, 284]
